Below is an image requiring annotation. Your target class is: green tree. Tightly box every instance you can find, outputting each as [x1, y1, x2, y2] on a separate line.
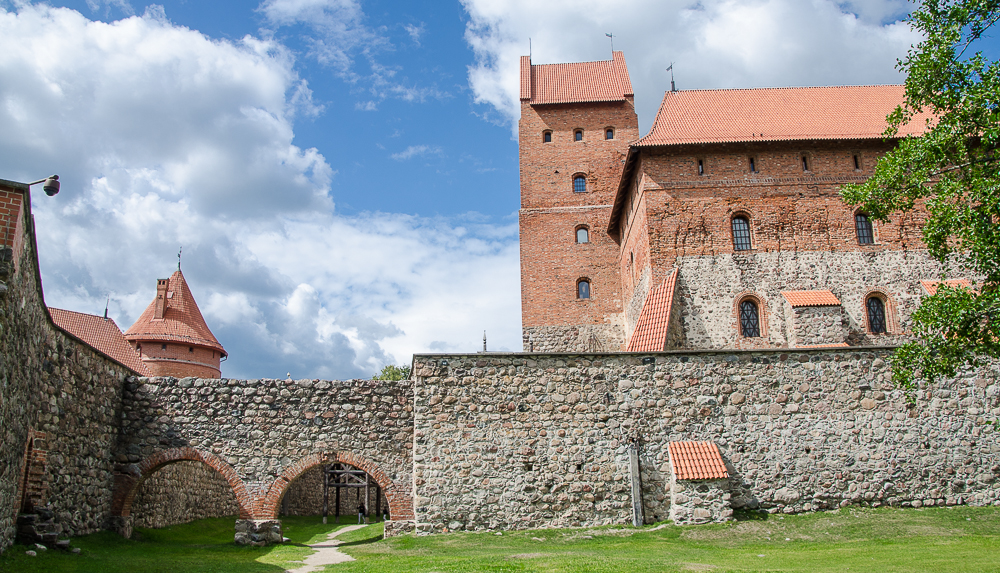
[372, 364, 411, 381]
[842, 0, 1000, 393]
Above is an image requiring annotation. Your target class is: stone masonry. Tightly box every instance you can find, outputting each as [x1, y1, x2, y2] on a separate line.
[410, 351, 1000, 532]
[130, 461, 239, 529]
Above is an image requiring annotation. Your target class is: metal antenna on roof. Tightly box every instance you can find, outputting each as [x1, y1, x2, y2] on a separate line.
[529, 37, 531, 59]
[606, 33, 613, 55]
[483, 331, 487, 352]
[667, 63, 677, 92]
[104, 294, 109, 320]
[177, 246, 182, 271]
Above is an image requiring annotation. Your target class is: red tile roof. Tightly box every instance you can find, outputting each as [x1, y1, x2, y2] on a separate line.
[920, 279, 973, 296]
[626, 268, 678, 352]
[520, 51, 633, 105]
[781, 290, 841, 307]
[795, 342, 850, 349]
[635, 85, 932, 147]
[668, 441, 729, 481]
[124, 270, 226, 355]
[49, 307, 151, 376]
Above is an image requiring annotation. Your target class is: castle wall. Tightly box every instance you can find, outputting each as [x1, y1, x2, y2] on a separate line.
[0, 182, 136, 553]
[130, 461, 238, 529]
[280, 466, 390, 518]
[411, 351, 1000, 533]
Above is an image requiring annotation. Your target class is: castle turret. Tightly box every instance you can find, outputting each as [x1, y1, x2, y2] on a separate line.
[124, 270, 227, 378]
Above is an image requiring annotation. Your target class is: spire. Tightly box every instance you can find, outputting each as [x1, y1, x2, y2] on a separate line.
[125, 270, 226, 355]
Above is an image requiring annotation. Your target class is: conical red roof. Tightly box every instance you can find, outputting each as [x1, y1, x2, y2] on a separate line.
[124, 270, 226, 356]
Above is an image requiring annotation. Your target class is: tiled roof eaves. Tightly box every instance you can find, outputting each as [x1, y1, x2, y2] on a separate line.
[50, 323, 147, 375]
[124, 331, 227, 353]
[633, 134, 901, 147]
[530, 96, 627, 105]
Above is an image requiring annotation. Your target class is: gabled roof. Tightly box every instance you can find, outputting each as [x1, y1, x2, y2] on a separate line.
[520, 51, 633, 105]
[635, 85, 931, 147]
[124, 270, 226, 355]
[668, 441, 729, 481]
[781, 290, 842, 307]
[49, 307, 152, 376]
[920, 279, 973, 296]
[626, 269, 678, 352]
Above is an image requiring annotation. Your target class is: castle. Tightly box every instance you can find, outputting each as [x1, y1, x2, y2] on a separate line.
[1, 52, 998, 553]
[519, 52, 945, 354]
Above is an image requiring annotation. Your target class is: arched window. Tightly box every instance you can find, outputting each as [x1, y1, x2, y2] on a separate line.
[574, 129, 584, 141]
[731, 216, 752, 251]
[866, 296, 887, 334]
[576, 227, 589, 243]
[739, 299, 761, 337]
[573, 175, 587, 193]
[543, 130, 552, 143]
[577, 279, 591, 299]
[855, 213, 874, 244]
[605, 128, 614, 140]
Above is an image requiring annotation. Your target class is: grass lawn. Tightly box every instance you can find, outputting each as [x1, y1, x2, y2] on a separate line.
[2, 506, 999, 572]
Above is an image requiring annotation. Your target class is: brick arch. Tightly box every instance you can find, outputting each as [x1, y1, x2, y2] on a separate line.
[111, 447, 253, 519]
[258, 452, 412, 521]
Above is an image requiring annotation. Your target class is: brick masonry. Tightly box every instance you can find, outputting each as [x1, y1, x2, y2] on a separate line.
[410, 351, 1000, 532]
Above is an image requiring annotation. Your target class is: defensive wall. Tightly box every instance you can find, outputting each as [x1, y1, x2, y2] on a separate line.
[410, 351, 1000, 532]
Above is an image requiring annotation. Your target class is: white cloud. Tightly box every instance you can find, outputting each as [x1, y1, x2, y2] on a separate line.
[390, 145, 443, 161]
[0, 3, 520, 379]
[404, 22, 425, 45]
[461, 0, 921, 133]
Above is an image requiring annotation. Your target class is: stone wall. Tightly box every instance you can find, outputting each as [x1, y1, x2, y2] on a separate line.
[114, 376, 414, 526]
[669, 478, 731, 525]
[130, 461, 238, 529]
[0, 182, 138, 553]
[411, 350, 1000, 533]
[523, 324, 624, 354]
[787, 305, 847, 347]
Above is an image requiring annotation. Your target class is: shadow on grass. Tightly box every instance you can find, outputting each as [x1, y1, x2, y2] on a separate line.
[732, 508, 770, 522]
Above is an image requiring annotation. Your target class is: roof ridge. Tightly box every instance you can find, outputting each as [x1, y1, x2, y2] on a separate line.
[665, 84, 906, 94]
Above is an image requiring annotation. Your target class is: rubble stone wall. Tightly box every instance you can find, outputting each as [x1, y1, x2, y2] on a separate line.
[130, 461, 239, 529]
[787, 305, 847, 347]
[411, 351, 1000, 533]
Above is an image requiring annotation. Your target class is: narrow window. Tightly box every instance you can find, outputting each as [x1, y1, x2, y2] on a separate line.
[189, 347, 194, 353]
[575, 129, 583, 141]
[732, 216, 752, 251]
[576, 227, 589, 243]
[578, 280, 591, 299]
[605, 128, 614, 140]
[739, 300, 761, 338]
[543, 131, 552, 143]
[573, 175, 587, 193]
[866, 296, 887, 334]
[855, 213, 874, 244]
[698, 159, 704, 176]
[749, 157, 757, 173]
[801, 155, 809, 171]
[161, 344, 167, 350]
[853, 154, 860, 170]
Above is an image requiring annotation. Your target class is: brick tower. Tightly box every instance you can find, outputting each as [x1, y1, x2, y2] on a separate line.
[519, 51, 639, 352]
[124, 269, 227, 378]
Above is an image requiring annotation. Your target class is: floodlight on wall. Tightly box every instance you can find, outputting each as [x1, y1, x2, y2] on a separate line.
[26, 175, 60, 196]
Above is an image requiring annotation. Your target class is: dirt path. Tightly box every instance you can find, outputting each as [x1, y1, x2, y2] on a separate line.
[286, 524, 368, 572]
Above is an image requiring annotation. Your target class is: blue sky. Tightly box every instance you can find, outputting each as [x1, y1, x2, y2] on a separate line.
[0, 0, 995, 379]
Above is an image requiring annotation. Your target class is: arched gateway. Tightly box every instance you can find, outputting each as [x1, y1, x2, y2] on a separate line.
[114, 375, 414, 543]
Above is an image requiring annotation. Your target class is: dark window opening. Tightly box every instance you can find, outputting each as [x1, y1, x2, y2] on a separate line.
[573, 175, 587, 193]
[578, 280, 591, 300]
[576, 227, 589, 243]
[161, 344, 167, 350]
[189, 347, 194, 353]
[739, 300, 761, 338]
[853, 154, 860, 170]
[698, 159, 704, 176]
[524, 462, 533, 471]
[867, 296, 887, 334]
[574, 130, 583, 141]
[543, 131, 552, 143]
[606, 128, 614, 140]
[749, 157, 757, 173]
[802, 155, 809, 171]
[576, 463, 583, 471]
[732, 216, 752, 251]
[855, 213, 874, 244]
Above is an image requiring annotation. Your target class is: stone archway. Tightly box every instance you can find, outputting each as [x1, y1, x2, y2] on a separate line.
[258, 451, 412, 521]
[110, 447, 253, 537]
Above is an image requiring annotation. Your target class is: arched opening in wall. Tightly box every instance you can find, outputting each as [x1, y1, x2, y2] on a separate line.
[734, 293, 768, 340]
[263, 452, 410, 523]
[577, 278, 591, 300]
[129, 460, 241, 529]
[731, 214, 753, 251]
[278, 463, 390, 524]
[863, 291, 897, 335]
[575, 226, 589, 244]
[854, 210, 875, 244]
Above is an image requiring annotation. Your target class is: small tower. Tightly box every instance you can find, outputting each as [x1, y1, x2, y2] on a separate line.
[124, 269, 227, 378]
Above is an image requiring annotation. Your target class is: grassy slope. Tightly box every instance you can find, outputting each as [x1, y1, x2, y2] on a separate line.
[1, 507, 998, 572]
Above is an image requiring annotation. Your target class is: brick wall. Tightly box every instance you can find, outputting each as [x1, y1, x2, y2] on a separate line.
[518, 100, 638, 350]
[135, 342, 222, 378]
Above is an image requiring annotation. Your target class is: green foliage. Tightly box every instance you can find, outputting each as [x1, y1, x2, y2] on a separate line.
[842, 0, 1000, 392]
[372, 364, 411, 381]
